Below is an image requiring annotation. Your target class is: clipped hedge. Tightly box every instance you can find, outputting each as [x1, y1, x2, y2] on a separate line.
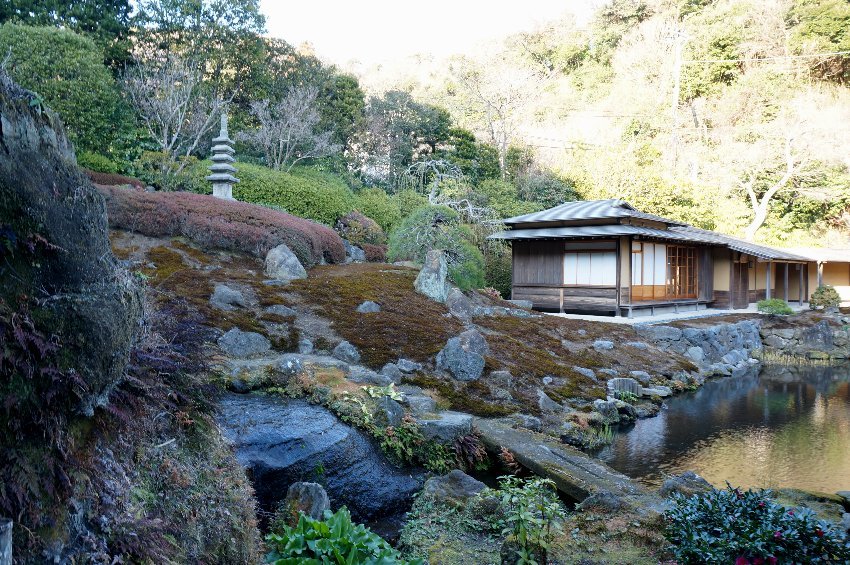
[185, 161, 357, 226]
[97, 186, 345, 267]
[336, 210, 387, 246]
[84, 169, 144, 189]
[757, 298, 794, 315]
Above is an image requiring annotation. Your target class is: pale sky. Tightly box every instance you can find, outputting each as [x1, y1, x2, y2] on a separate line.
[260, 1, 596, 66]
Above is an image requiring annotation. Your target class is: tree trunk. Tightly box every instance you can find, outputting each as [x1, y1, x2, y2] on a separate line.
[744, 204, 769, 241]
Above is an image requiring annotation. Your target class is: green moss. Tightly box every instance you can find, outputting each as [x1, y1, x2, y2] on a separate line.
[402, 374, 515, 417]
[288, 264, 464, 367]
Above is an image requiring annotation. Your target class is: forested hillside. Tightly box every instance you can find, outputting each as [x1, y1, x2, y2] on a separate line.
[359, 0, 850, 246]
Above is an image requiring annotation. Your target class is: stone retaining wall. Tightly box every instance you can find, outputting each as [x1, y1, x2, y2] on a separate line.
[760, 319, 850, 360]
[636, 320, 762, 378]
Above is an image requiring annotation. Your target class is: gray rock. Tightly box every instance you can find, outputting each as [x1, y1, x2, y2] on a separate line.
[598, 368, 619, 378]
[843, 513, 850, 534]
[624, 341, 649, 350]
[397, 358, 422, 373]
[218, 395, 424, 522]
[579, 490, 626, 513]
[380, 363, 404, 384]
[298, 338, 314, 354]
[506, 413, 542, 432]
[773, 328, 796, 340]
[265, 243, 307, 282]
[218, 328, 272, 358]
[508, 300, 533, 309]
[347, 367, 392, 386]
[686, 346, 705, 362]
[577, 329, 588, 336]
[446, 287, 474, 320]
[333, 340, 361, 364]
[210, 283, 246, 310]
[537, 389, 562, 412]
[593, 339, 615, 351]
[800, 320, 833, 350]
[489, 370, 513, 387]
[642, 386, 672, 398]
[436, 329, 489, 382]
[376, 396, 404, 427]
[629, 370, 652, 385]
[229, 378, 250, 394]
[637, 325, 683, 342]
[419, 411, 473, 442]
[721, 350, 743, 365]
[616, 401, 638, 423]
[344, 240, 366, 263]
[573, 366, 597, 380]
[414, 249, 449, 303]
[608, 377, 642, 396]
[421, 470, 486, 507]
[282, 482, 330, 521]
[276, 353, 305, 378]
[266, 304, 297, 317]
[404, 395, 437, 415]
[593, 399, 620, 424]
[356, 300, 381, 313]
[837, 490, 850, 504]
[658, 471, 712, 498]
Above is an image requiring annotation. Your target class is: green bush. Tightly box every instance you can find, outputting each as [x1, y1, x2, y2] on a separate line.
[77, 151, 119, 174]
[387, 206, 485, 291]
[0, 24, 125, 154]
[665, 484, 850, 564]
[266, 507, 422, 564]
[499, 475, 566, 564]
[810, 285, 841, 310]
[184, 161, 356, 226]
[355, 188, 402, 232]
[393, 189, 429, 219]
[336, 211, 386, 246]
[485, 246, 513, 299]
[757, 298, 794, 315]
[136, 152, 207, 193]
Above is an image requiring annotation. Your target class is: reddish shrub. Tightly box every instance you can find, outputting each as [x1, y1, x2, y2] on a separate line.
[97, 186, 346, 266]
[361, 243, 387, 263]
[85, 169, 145, 189]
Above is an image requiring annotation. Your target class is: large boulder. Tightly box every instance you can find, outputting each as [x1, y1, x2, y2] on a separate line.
[418, 411, 473, 442]
[219, 395, 425, 522]
[436, 329, 489, 382]
[333, 340, 361, 364]
[0, 71, 142, 417]
[414, 249, 449, 303]
[265, 243, 307, 282]
[446, 287, 474, 320]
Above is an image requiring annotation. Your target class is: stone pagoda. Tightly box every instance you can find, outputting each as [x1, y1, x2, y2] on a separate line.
[207, 113, 238, 199]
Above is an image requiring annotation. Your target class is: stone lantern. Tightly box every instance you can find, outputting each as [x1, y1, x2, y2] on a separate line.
[207, 113, 238, 199]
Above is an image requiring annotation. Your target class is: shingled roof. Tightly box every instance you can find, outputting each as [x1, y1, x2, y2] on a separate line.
[492, 199, 810, 262]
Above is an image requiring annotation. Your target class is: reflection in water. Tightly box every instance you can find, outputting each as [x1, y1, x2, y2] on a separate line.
[596, 365, 850, 493]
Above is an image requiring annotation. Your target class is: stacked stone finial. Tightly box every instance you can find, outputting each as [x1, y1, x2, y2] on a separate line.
[207, 113, 238, 199]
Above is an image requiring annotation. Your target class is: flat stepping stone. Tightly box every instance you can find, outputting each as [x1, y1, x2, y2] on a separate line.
[417, 411, 472, 442]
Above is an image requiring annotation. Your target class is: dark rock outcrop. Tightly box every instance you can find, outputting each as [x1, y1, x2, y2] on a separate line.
[218, 395, 424, 522]
[421, 470, 486, 508]
[436, 328, 488, 381]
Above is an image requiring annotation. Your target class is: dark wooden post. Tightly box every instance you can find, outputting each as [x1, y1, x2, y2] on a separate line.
[0, 518, 11, 565]
[766, 262, 772, 300]
[783, 263, 789, 302]
[798, 264, 804, 305]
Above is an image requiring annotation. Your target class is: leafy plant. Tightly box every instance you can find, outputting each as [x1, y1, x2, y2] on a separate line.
[614, 390, 639, 403]
[265, 507, 422, 564]
[757, 298, 794, 315]
[810, 285, 841, 310]
[664, 484, 850, 564]
[363, 383, 403, 401]
[498, 475, 566, 564]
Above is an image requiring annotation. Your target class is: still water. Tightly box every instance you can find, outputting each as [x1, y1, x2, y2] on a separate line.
[596, 364, 850, 493]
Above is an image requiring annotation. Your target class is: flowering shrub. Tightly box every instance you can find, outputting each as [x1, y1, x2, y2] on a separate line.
[665, 484, 850, 564]
[97, 186, 345, 266]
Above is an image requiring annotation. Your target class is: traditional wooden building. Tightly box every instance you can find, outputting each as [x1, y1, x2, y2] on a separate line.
[489, 199, 848, 317]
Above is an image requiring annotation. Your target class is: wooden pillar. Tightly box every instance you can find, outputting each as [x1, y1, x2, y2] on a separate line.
[766, 262, 772, 300]
[817, 261, 824, 287]
[0, 518, 11, 565]
[783, 263, 789, 302]
[798, 264, 804, 305]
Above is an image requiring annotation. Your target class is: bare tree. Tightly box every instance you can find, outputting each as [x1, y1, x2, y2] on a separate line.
[124, 56, 228, 180]
[239, 85, 340, 172]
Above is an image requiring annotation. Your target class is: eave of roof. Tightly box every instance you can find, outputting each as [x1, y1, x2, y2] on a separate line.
[502, 199, 688, 227]
[488, 224, 715, 244]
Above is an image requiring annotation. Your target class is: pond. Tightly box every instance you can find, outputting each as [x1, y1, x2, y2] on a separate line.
[596, 364, 850, 493]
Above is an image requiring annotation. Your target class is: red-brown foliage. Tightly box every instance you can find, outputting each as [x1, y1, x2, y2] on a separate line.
[85, 169, 145, 189]
[97, 186, 345, 266]
[361, 243, 387, 262]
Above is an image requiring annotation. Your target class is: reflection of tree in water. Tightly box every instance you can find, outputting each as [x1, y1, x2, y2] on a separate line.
[597, 364, 850, 492]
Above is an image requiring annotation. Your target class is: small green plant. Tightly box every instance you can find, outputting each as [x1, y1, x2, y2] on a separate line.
[664, 484, 850, 564]
[498, 475, 566, 565]
[363, 383, 403, 401]
[614, 390, 639, 403]
[810, 285, 841, 310]
[757, 298, 794, 315]
[265, 507, 423, 564]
